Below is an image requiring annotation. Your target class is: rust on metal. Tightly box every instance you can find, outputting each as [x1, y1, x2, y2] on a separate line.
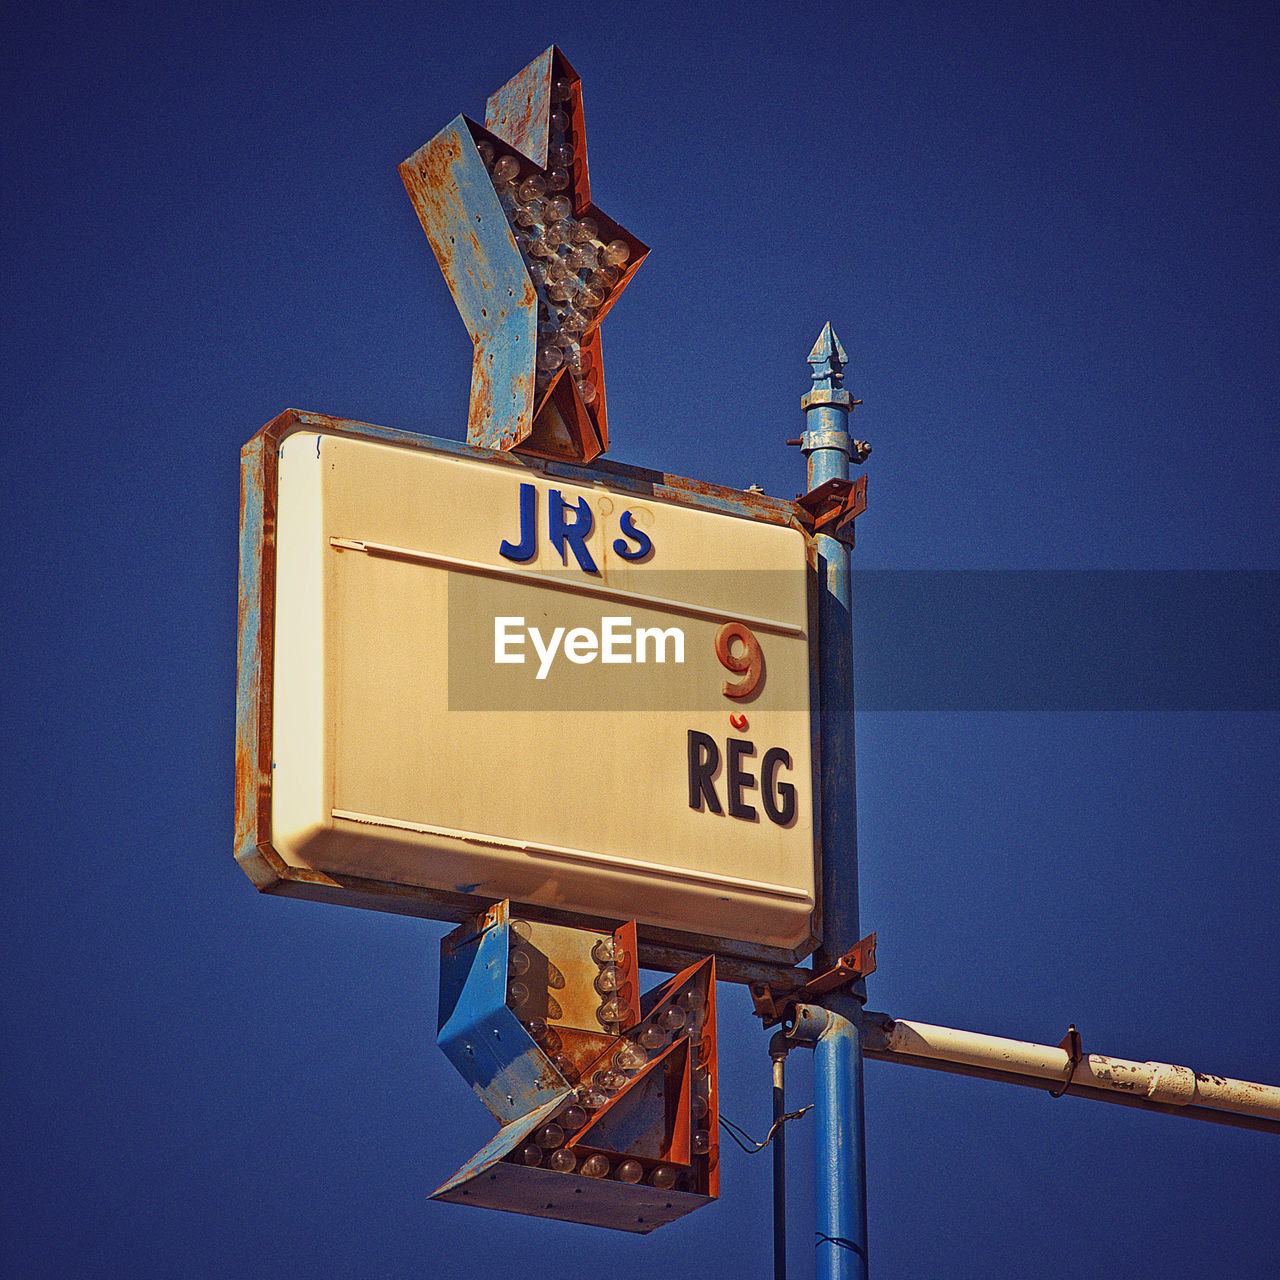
[614, 920, 641, 1029]
[793, 474, 867, 547]
[749, 933, 877, 1028]
[484, 47, 555, 170]
[402, 47, 646, 464]
[434, 911, 720, 1226]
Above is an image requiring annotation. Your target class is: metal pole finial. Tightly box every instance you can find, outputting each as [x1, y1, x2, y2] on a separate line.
[807, 322, 849, 389]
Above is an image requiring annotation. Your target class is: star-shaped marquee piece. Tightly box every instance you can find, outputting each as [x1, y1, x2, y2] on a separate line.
[400, 46, 648, 464]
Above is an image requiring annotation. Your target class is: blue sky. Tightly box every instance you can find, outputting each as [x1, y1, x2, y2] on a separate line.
[4, 3, 1277, 1277]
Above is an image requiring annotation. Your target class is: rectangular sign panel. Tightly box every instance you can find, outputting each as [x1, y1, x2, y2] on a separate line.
[237, 411, 820, 973]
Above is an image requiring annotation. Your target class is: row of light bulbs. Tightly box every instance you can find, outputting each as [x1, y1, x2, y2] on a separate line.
[476, 81, 630, 409]
[519, 1130, 682, 1188]
[506, 923, 713, 1178]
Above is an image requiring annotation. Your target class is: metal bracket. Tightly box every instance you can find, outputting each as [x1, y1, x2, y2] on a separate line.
[793, 475, 867, 548]
[1049, 1023, 1083, 1098]
[749, 933, 877, 1029]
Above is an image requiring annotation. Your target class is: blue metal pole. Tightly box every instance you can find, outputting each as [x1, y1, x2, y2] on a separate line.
[797, 324, 869, 1280]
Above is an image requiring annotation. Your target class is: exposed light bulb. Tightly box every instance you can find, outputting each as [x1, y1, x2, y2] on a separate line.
[578, 284, 605, 311]
[519, 1143, 543, 1166]
[649, 1165, 678, 1190]
[546, 280, 574, 304]
[517, 174, 547, 203]
[524, 1017, 548, 1041]
[637, 1024, 668, 1050]
[549, 108, 569, 133]
[614, 1042, 647, 1071]
[692, 1129, 711, 1155]
[552, 77, 573, 102]
[492, 154, 521, 185]
[591, 937, 615, 964]
[659, 1005, 687, 1032]
[580, 1154, 610, 1179]
[559, 1105, 587, 1132]
[568, 245, 598, 273]
[507, 981, 529, 1007]
[544, 196, 572, 223]
[616, 1159, 644, 1184]
[536, 1122, 566, 1149]
[513, 200, 543, 227]
[537, 345, 565, 373]
[548, 140, 574, 168]
[601, 239, 630, 266]
[576, 378, 598, 406]
[596, 999, 621, 1026]
[580, 1086, 609, 1110]
[475, 140, 495, 169]
[573, 217, 599, 244]
[594, 965, 619, 993]
[595, 1067, 628, 1093]
[676, 988, 705, 1012]
[547, 167, 571, 192]
[548, 1148, 577, 1173]
[692, 1093, 709, 1119]
[508, 947, 531, 976]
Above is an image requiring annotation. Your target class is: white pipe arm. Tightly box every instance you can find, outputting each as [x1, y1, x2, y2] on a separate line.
[861, 1014, 1280, 1131]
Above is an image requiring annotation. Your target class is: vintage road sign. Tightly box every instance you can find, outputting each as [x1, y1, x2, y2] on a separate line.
[237, 410, 820, 975]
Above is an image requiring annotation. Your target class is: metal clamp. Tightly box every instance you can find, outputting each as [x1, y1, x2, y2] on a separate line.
[1049, 1023, 1083, 1098]
[749, 933, 877, 1029]
[793, 475, 868, 548]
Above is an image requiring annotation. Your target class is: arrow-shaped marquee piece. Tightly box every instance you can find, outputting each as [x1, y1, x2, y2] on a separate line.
[400, 47, 648, 465]
[431, 902, 718, 1232]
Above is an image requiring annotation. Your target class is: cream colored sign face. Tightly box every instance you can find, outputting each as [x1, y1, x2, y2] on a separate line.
[271, 431, 816, 953]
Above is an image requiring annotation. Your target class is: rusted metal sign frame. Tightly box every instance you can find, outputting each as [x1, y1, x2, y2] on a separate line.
[237, 408, 821, 988]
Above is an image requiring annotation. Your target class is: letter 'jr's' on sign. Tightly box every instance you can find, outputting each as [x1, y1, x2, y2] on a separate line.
[400, 46, 648, 465]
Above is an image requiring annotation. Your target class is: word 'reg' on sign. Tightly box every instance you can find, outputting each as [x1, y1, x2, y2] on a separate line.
[687, 731, 797, 827]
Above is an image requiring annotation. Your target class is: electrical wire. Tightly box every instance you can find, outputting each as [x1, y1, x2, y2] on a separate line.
[719, 1105, 814, 1154]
